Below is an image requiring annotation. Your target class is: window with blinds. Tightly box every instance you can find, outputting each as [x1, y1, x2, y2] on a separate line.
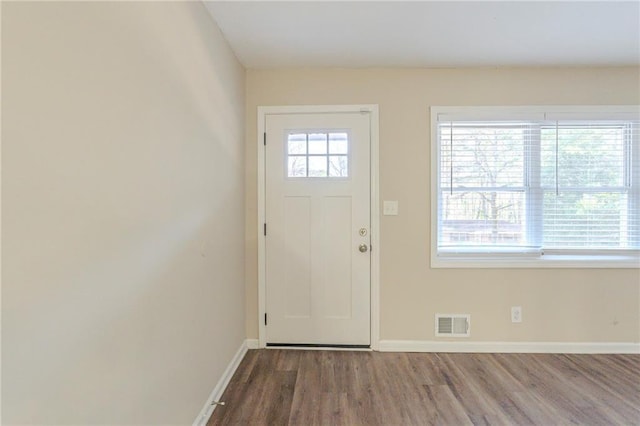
[431, 106, 640, 267]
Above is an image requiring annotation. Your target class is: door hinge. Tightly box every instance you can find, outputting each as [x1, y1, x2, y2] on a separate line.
[264, 313, 268, 326]
[263, 132, 266, 146]
[264, 223, 267, 236]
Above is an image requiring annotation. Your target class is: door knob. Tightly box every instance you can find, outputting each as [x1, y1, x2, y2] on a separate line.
[358, 244, 368, 253]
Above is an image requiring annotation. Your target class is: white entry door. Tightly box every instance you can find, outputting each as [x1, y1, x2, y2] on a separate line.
[265, 111, 371, 346]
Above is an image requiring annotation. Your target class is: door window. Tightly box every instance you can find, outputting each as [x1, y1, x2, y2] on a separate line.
[287, 132, 349, 178]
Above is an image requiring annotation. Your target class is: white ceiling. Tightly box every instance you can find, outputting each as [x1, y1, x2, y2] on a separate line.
[204, 1, 640, 69]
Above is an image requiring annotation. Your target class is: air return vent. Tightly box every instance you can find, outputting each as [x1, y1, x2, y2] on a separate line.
[435, 314, 470, 337]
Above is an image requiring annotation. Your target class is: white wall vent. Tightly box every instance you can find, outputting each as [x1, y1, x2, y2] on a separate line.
[435, 314, 470, 337]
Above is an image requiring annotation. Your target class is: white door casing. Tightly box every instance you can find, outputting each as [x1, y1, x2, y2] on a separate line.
[258, 106, 379, 348]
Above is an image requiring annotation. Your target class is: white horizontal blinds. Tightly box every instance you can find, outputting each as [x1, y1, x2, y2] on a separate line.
[436, 112, 640, 255]
[438, 121, 535, 251]
[541, 120, 640, 250]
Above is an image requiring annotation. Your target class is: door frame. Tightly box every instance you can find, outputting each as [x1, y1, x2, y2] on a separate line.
[257, 105, 380, 350]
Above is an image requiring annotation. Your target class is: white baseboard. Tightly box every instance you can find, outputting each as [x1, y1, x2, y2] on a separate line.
[246, 339, 260, 349]
[378, 340, 640, 354]
[193, 340, 250, 426]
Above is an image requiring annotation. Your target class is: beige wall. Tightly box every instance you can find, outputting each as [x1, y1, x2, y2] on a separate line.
[246, 68, 640, 343]
[2, 2, 245, 424]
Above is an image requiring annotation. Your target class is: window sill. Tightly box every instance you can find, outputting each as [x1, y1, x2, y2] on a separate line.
[431, 254, 640, 269]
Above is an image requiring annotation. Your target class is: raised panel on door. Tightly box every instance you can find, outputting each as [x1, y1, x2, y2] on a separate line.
[320, 196, 352, 319]
[283, 196, 311, 319]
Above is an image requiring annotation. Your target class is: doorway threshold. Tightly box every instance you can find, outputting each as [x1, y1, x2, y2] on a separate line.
[266, 343, 371, 350]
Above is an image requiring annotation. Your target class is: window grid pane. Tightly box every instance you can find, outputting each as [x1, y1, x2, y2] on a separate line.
[329, 155, 349, 177]
[541, 125, 626, 188]
[543, 191, 633, 249]
[329, 133, 349, 154]
[288, 155, 307, 177]
[440, 191, 526, 246]
[288, 136, 307, 154]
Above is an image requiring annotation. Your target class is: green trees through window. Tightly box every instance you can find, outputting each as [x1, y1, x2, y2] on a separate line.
[541, 126, 629, 248]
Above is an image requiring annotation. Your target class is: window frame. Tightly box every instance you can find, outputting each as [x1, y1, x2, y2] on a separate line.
[430, 106, 640, 269]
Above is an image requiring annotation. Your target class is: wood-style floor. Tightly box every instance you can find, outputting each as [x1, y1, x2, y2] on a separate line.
[208, 349, 640, 425]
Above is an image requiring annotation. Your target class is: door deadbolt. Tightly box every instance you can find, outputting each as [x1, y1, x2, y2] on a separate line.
[358, 244, 369, 253]
[359, 228, 367, 237]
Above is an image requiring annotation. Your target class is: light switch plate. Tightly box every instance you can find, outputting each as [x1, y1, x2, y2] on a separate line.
[383, 200, 399, 216]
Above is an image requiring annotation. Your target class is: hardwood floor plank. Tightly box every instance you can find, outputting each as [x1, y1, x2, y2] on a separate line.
[288, 351, 326, 425]
[566, 354, 640, 405]
[390, 354, 440, 425]
[441, 370, 513, 424]
[492, 353, 598, 424]
[274, 349, 302, 372]
[423, 384, 473, 426]
[232, 349, 260, 384]
[539, 354, 640, 425]
[208, 350, 640, 426]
